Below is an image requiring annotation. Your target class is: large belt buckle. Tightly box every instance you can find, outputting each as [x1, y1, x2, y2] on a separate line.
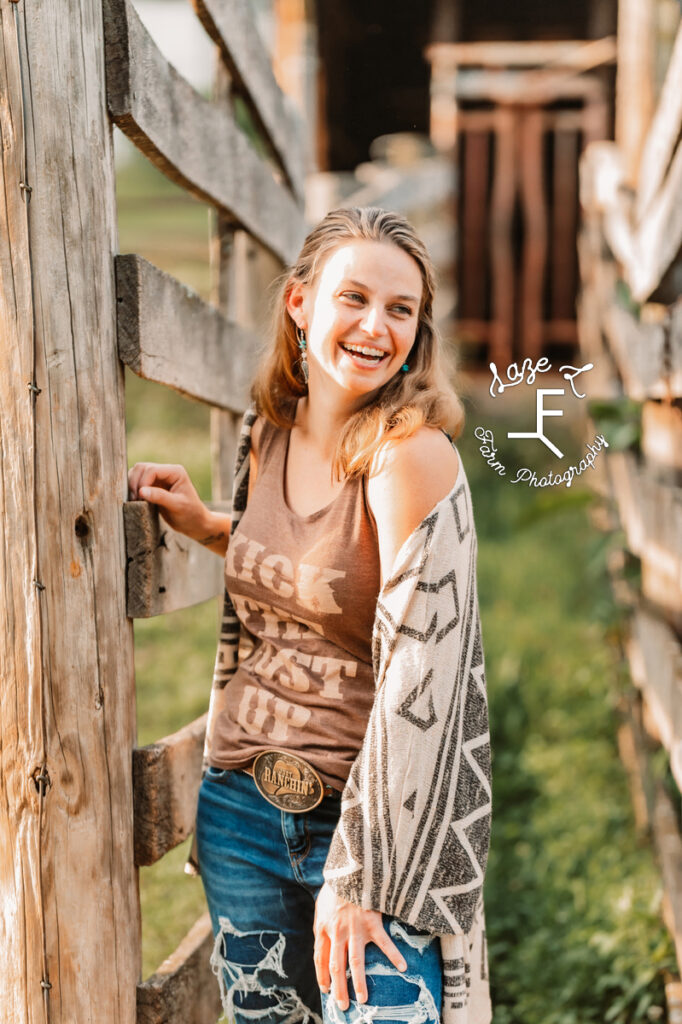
[252, 749, 325, 813]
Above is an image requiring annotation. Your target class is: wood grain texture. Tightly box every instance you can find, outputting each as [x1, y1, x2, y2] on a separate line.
[115, 254, 258, 412]
[102, 0, 303, 264]
[652, 776, 682, 974]
[606, 451, 682, 627]
[489, 107, 516, 368]
[615, 0, 655, 184]
[616, 694, 682, 971]
[551, 128, 579, 321]
[519, 110, 547, 360]
[136, 912, 223, 1024]
[582, 139, 682, 304]
[191, 0, 304, 199]
[602, 300, 682, 400]
[0, 2, 140, 1021]
[636, 23, 682, 219]
[454, 68, 602, 105]
[634, 140, 682, 300]
[642, 400, 682, 476]
[123, 500, 228, 618]
[133, 715, 206, 866]
[627, 606, 682, 794]
[427, 38, 617, 69]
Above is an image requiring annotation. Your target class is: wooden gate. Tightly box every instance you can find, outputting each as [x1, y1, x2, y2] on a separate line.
[427, 39, 614, 368]
[0, 1, 304, 1021]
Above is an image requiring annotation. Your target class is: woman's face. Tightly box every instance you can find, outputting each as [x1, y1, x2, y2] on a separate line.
[287, 239, 423, 401]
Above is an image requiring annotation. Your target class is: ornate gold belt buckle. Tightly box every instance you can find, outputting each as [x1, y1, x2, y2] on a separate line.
[252, 750, 325, 813]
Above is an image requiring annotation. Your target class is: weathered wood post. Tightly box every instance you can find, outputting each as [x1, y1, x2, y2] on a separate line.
[615, 0, 656, 184]
[0, 1, 140, 1021]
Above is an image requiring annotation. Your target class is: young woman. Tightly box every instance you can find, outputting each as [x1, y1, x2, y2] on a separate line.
[128, 207, 492, 1024]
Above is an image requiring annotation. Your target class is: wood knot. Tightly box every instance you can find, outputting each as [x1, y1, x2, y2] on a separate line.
[74, 511, 93, 546]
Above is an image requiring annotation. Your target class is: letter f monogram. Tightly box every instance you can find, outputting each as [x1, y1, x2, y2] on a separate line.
[508, 389, 565, 458]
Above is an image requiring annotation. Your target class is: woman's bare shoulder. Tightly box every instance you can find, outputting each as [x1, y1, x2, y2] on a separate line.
[367, 426, 460, 584]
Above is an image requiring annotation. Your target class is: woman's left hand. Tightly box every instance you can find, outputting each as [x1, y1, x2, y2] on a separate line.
[313, 882, 407, 1010]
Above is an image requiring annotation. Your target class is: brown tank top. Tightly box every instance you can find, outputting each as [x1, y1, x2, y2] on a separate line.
[209, 417, 381, 791]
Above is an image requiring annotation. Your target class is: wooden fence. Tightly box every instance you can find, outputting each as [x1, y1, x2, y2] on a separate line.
[577, 15, 682, 999]
[0, 1, 304, 1021]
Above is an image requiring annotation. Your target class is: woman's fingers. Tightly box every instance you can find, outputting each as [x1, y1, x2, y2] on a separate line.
[127, 463, 186, 500]
[134, 484, 175, 508]
[312, 886, 409, 1011]
[328, 934, 350, 1010]
[347, 933, 368, 1005]
[313, 928, 331, 993]
[368, 920, 407, 974]
[126, 462, 209, 539]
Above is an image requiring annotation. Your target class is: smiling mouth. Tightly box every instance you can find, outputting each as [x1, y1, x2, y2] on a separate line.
[339, 341, 389, 365]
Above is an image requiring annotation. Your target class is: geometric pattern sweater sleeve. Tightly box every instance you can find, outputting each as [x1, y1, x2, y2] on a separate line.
[321, 456, 493, 1024]
[187, 406, 493, 1024]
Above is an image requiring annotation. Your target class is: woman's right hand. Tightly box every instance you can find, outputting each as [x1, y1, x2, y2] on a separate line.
[127, 462, 210, 541]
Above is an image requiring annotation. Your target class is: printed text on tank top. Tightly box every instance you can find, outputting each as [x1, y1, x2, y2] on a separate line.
[210, 418, 381, 791]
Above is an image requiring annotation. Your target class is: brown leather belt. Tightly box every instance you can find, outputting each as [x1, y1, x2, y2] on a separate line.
[241, 749, 337, 812]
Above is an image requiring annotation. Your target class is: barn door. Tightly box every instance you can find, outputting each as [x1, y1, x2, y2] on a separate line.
[427, 42, 613, 369]
[457, 90, 609, 368]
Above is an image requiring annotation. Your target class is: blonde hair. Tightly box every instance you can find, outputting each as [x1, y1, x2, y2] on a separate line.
[250, 206, 465, 479]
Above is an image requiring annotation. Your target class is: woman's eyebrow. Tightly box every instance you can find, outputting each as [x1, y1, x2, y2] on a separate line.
[345, 278, 419, 303]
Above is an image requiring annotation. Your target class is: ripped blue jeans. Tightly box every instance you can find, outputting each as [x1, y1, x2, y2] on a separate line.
[195, 766, 443, 1023]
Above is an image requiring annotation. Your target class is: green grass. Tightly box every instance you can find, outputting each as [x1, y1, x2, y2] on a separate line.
[116, 140, 213, 300]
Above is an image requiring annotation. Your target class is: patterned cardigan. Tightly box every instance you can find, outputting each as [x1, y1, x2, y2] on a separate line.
[187, 406, 493, 1024]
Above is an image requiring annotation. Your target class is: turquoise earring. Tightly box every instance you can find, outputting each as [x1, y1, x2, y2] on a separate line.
[401, 363, 409, 372]
[296, 326, 309, 384]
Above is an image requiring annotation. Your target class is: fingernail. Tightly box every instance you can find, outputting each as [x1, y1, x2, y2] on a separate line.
[337, 1000, 349, 1011]
[399, 960, 407, 972]
[358, 993, 367, 1004]
[139, 487, 149, 498]
[320, 986, 329, 994]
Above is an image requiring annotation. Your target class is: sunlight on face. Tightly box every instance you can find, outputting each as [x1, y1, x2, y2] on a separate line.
[302, 239, 423, 399]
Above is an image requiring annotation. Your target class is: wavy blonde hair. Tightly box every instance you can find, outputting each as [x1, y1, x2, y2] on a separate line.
[250, 206, 465, 479]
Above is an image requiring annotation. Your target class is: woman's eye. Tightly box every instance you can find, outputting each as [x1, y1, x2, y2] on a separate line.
[343, 292, 364, 302]
[392, 305, 413, 316]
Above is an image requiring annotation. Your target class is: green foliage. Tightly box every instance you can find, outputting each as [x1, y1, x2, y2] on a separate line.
[587, 397, 642, 452]
[460, 410, 676, 1024]
[614, 278, 642, 319]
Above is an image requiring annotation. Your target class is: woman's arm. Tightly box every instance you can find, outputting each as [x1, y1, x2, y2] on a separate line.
[314, 426, 460, 1009]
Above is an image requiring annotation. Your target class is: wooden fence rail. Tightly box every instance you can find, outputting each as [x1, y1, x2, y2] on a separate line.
[0, 0, 304, 1021]
[103, 0, 302, 262]
[578, 15, 682, 988]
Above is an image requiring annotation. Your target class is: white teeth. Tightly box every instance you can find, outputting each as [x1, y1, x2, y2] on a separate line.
[341, 342, 386, 358]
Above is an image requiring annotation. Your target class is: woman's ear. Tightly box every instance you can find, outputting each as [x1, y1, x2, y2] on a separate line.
[285, 281, 306, 330]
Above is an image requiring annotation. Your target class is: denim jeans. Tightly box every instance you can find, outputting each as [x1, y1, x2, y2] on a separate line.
[195, 766, 443, 1023]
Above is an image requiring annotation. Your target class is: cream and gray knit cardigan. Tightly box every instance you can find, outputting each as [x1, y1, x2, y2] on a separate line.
[187, 407, 493, 1024]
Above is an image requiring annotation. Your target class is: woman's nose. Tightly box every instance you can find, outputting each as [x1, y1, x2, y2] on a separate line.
[360, 306, 385, 337]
